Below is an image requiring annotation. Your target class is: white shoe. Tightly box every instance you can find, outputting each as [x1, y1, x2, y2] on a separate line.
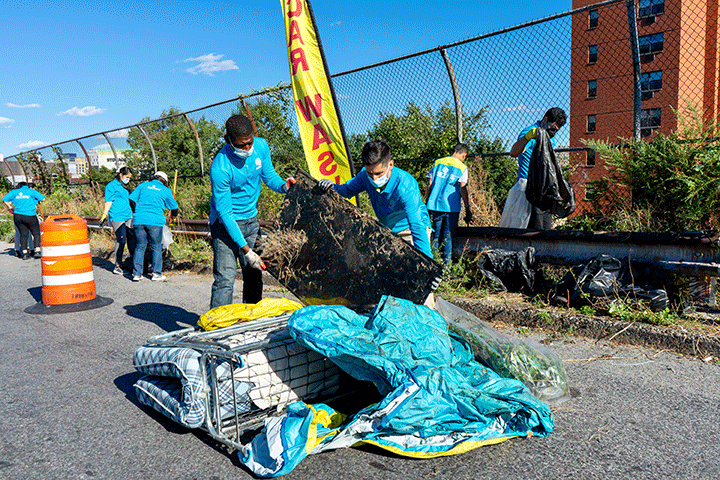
[151, 273, 167, 282]
[113, 265, 123, 275]
[132, 275, 142, 282]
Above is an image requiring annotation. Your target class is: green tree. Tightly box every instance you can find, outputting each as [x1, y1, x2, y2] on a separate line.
[125, 107, 224, 181]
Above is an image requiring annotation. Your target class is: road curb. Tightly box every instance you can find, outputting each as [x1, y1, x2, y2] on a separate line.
[452, 296, 720, 359]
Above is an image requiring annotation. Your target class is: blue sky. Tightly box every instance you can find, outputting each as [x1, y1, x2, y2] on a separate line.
[0, 0, 571, 158]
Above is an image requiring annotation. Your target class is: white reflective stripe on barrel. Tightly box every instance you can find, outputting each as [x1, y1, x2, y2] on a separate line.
[41, 244, 91, 257]
[41, 271, 95, 286]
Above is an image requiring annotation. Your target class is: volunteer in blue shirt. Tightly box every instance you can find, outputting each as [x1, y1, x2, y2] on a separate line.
[101, 166, 135, 275]
[499, 107, 567, 230]
[129, 171, 178, 282]
[319, 138, 433, 258]
[209, 114, 296, 308]
[424, 143, 472, 264]
[3, 182, 45, 259]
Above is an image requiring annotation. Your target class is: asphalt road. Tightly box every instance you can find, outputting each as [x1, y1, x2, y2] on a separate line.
[1, 241, 719, 480]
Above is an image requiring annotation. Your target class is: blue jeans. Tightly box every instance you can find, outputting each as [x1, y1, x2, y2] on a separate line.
[133, 224, 163, 276]
[430, 210, 459, 264]
[210, 217, 262, 308]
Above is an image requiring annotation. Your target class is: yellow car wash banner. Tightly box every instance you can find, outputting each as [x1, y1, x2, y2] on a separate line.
[281, 0, 354, 187]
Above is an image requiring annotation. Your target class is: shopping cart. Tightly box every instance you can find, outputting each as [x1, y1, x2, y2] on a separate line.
[133, 314, 344, 451]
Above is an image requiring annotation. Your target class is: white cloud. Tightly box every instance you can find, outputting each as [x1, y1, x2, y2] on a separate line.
[503, 104, 545, 113]
[0, 117, 14, 128]
[57, 106, 106, 117]
[6, 103, 40, 109]
[92, 144, 110, 150]
[107, 128, 130, 138]
[17, 140, 47, 150]
[184, 53, 239, 76]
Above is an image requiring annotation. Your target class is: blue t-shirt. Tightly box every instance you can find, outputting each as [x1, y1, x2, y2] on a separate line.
[209, 138, 287, 249]
[425, 156, 468, 213]
[129, 180, 178, 226]
[334, 166, 432, 258]
[104, 178, 133, 222]
[2, 185, 45, 216]
[517, 121, 556, 181]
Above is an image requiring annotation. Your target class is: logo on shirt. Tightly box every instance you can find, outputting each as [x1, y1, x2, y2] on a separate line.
[255, 158, 262, 170]
[16, 193, 30, 199]
[148, 185, 162, 191]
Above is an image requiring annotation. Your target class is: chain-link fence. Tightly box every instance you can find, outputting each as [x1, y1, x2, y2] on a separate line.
[2, 0, 716, 222]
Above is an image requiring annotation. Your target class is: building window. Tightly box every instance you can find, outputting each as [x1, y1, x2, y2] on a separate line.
[640, 70, 662, 92]
[639, 0, 664, 18]
[589, 9, 598, 29]
[639, 33, 663, 55]
[640, 108, 661, 136]
[588, 45, 598, 64]
[640, 70, 662, 99]
[587, 79, 597, 98]
[587, 114, 597, 133]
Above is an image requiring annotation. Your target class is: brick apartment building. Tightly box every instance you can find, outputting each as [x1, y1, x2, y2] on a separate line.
[570, 0, 719, 211]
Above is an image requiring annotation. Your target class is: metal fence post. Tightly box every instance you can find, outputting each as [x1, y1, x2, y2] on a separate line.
[76, 140, 98, 196]
[439, 48, 463, 144]
[184, 114, 205, 177]
[626, 0, 642, 141]
[102, 133, 120, 170]
[136, 124, 158, 173]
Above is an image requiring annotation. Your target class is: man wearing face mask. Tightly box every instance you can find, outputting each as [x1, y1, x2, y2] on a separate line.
[499, 107, 567, 230]
[209, 114, 296, 308]
[318, 139, 440, 307]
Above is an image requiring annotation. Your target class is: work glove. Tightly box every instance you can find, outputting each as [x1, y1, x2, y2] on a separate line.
[464, 208, 473, 224]
[100, 213, 108, 227]
[429, 275, 442, 292]
[245, 249, 266, 270]
[284, 177, 297, 193]
[318, 178, 335, 193]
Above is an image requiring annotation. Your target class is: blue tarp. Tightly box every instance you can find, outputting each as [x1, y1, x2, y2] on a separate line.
[240, 296, 554, 477]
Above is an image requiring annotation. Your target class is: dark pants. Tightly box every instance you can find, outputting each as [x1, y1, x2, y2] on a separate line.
[133, 225, 163, 276]
[14, 214, 41, 253]
[112, 220, 136, 266]
[210, 218, 263, 308]
[528, 207, 552, 230]
[430, 210, 460, 264]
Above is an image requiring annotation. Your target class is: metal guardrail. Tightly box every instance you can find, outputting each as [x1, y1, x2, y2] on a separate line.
[453, 227, 720, 277]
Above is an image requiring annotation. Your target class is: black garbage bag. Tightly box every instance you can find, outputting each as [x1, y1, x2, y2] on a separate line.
[476, 247, 540, 293]
[525, 127, 575, 218]
[552, 254, 670, 312]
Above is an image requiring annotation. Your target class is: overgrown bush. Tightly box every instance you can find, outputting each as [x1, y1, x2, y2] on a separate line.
[580, 106, 720, 232]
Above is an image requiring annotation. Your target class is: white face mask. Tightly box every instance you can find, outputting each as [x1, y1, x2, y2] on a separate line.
[369, 174, 389, 188]
[121, 177, 130, 185]
[233, 145, 254, 158]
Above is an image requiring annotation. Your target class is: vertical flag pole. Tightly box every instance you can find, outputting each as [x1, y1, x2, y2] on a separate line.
[303, 0, 355, 176]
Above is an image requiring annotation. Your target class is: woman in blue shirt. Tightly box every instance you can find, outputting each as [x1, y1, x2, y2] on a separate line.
[129, 171, 178, 282]
[2, 182, 45, 260]
[100, 167, 135, 275]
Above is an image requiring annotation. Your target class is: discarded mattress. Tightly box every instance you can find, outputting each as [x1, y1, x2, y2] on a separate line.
[240, 296, 554, 477]
[132, 315, 342, 432]
[133, 346, 253, 429]
[256, 169, 443, 308]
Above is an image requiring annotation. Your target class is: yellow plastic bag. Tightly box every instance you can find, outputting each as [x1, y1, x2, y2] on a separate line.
[198, 298, 304, 331]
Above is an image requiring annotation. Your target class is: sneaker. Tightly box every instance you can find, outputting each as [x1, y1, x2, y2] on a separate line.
[132, 275, 142, 282]
[151, 273, 167, 282]
[113, 265, 123, 275]
[22, 253, 31, 260]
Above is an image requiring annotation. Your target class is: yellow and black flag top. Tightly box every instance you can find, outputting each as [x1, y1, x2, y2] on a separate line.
[281, 0, 354, 186]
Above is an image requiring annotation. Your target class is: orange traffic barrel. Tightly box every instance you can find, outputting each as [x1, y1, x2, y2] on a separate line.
[25, 214, 112, 314]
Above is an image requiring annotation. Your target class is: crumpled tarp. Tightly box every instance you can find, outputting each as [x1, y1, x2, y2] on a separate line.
[239, 296, 554, 477]
[525, 127, 575, 218]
